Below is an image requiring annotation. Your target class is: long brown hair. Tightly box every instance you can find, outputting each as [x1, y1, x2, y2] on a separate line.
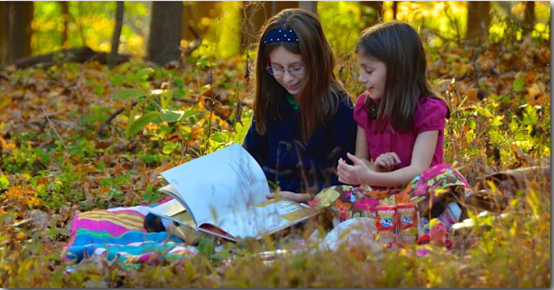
[356, 21, 449, 133]
[253, 8, 349, 141]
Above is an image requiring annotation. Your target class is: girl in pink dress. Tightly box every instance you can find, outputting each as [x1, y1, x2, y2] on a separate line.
[309, 21, 474, 246]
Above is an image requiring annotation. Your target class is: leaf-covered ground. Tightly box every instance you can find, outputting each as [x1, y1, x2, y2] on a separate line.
[0, 34, 550, 287]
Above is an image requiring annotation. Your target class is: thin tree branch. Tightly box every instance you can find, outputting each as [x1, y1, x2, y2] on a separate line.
[42, 106, 66, 148]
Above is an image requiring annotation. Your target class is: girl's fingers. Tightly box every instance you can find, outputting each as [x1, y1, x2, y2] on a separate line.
[346, 152, 364, 165]
[376, 154, 400, 168]
[337, 167, 351, 183]
[391, 152, 401, 163]
[376, 158, 388, 167]
[337, 159, 351, 171]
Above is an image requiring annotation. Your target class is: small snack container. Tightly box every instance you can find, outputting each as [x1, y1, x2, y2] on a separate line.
[375, 204, 397, 246]
[397, 202, 418, 245]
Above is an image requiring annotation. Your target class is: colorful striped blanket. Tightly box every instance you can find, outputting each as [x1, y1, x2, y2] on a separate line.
[62, 200, 201, 266]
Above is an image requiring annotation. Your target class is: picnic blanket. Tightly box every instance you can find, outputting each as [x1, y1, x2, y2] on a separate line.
[62, 199, 202, 266]
[62, 199, 308, 269]
[63, 166, 547, 269]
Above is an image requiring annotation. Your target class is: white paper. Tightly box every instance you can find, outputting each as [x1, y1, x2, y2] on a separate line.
[213, 200, 302, 238]
[160, 144, 271, 232]
[149, 198, 186, 217]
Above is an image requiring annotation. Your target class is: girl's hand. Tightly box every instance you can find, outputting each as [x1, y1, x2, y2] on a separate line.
[266, 191, 311, 203]
[374, 152, 401, 172]
[337, 152, 371, 185]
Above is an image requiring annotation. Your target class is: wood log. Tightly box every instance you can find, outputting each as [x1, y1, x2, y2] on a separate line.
[0, 47, 130, 70]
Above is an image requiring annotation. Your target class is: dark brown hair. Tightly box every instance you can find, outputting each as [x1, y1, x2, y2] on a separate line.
[253, 8, 349, 141]
[356, 21, 449, 133]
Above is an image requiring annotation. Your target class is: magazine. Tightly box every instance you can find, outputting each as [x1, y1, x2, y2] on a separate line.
[148, 144, 319, 241]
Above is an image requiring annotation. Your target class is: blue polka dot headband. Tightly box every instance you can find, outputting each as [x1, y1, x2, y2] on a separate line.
[262, 29, 299, 44]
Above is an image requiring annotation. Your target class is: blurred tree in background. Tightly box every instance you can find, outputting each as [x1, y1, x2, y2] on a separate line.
[147, 1, 183, 66]
[1, 2, 34, 63]
[0, 1, 550, 66]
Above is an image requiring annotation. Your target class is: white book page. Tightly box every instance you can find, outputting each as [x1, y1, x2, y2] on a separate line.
[160, 144, 270, 228]
[147, 199, 197, 228]
[158, 184, 180, 201]
[210, 200, 307, 239]
[157, 185, 198, 223]
[148, 198, 186, 217]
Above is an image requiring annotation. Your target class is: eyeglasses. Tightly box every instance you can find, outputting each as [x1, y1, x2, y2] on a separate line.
[266, 65, 305, 77]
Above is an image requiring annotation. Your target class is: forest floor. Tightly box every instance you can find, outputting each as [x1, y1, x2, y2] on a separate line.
[0, 34, 550, 287]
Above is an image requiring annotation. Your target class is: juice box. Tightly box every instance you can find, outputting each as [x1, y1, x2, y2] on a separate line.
[397, 202, 418, 245]
[375, 204, 397, 245]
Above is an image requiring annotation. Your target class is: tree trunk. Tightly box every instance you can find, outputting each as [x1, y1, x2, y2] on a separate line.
[241, 1, 299, 51]
[109, 1, 124, 69]
[59, 1, 69, 48]
[392, 1, 398, 20]
[1, 2, 33, 64]
[299, 1, 317, 15]
[524, 1, 535, 28]
[466, 1, 490, 40]
[360, 1, 383, 26]
[147, 1, 183, 66]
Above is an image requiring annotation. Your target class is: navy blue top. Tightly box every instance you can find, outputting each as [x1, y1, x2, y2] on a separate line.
[243, 92, 357, 194]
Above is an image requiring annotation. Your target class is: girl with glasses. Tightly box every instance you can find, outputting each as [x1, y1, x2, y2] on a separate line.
[243, 8, 357, 203]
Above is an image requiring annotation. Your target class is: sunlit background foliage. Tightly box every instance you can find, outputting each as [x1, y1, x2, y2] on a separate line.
[31, 1, 550, 58]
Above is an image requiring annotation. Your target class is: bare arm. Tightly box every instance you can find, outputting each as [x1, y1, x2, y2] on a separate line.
[354, 126, 375, 171]
[353, 126, 399, 172]
[338, 130, 438, 187]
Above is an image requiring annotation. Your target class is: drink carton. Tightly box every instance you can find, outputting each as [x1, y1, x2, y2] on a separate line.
[375, 204, 397, 245]
[397, 202, 418, 245]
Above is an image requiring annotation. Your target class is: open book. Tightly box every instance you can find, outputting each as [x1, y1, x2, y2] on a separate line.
[148, 144, 319, 241]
